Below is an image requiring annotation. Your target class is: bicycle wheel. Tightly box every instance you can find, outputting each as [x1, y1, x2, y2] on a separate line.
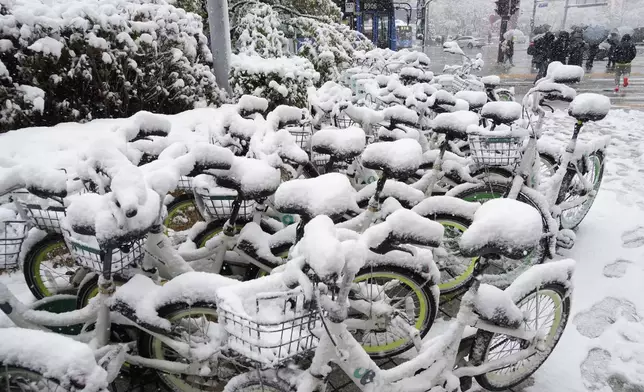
[76, 274, 127, 309]
[224, 370, 290, 392]
[350, 265, 437, 359]
[558, 151, 604, 230]
[470, 283, 570, 390]
[538, 153, 558, 182]
[447, 182, 548, 275]
[0, 365, 67, 391]
[191, 221, 247, 276]
[23, 235, 78, 299]
[165, 194, 204, 233]
[138, 302, 236, 392]
[432, 215, 478, 295]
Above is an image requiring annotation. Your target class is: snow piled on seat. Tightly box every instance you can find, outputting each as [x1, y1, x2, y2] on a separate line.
[568, 93, 611, 122]
[0, 328, 108, 392]
[311, 126, 366, 159]
[211, 157, 280, 197]
[459, 198, 543, 258]
[547, 61, 585, 83]
[383, 105, 419, 124]
[469, 284, 524, 328]
[274, 173, 359, 218]
[432, 111, 480, 138]
[534, 82, 577, 101]
[238, 95, 269, 114]
[361, 139, 422, 176]
[481, 101, 522, 123]
[412, 195, 480, 221]
[455, 91, 487, 109]
[481, 75, 501, 86]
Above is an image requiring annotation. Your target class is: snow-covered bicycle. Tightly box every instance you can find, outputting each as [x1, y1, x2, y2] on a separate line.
[223, 198, 574, 392]
[448, 86, 610, 262]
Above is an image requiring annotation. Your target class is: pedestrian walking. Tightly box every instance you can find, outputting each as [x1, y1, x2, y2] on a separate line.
[501, 38, 514, 67]
[606, 32, 619, 70]
[586, 43, 599, 71]
[552, 31, 570, 63]
[567, 30, 586, 66]
[534, 32, 555, 83]
[614, 34, 637, 92]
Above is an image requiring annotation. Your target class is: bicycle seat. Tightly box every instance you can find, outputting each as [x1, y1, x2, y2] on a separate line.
[238, 95, 268, 117]
[568, 93, 610, 122]
[428, 90, 456, 108]
[236, 223, 285, 269]
[274, 173, 360, 220]
[311, 126, 366, 161]
[467, 284, 523, 329]
[362, 209, 444, 252]
[533, 82, 576, 102]
[361, 139, 423, 178]
[432, 111, 480, 139]
[455, 91, 488, 111]
[383, 105, 419, 127]
[459, 198, 543, 260]
[481, 75, 500, 89]
[211, 157, 280, 200]
[356, 180, 425, 209]
[480, 101, 522, 125]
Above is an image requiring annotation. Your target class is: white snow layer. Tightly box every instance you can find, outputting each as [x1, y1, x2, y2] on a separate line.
[459, 198, 543, 257]
[568, 93, 611, 121]
[0, 328, 108, 391]
[361, 139, 422, 175]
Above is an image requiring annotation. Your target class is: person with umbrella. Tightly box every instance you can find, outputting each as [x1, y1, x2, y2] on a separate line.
[502, 30, 517, 67]
[606, 32, 619, 70]
[534, 32, 555, 83]
[583, 26, 609, 71]
[568, 29, 586, 66]
[614, 34, 637, 92]
[552, 31, 570, 64]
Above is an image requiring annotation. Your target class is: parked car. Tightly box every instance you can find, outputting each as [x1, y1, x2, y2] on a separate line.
[456, 36, 485, 49]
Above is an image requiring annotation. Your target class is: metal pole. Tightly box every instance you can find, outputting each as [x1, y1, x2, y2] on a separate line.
[498, 16, 509, 63]
[530, 0, 538, 39]
[423, 4, 429, 52]
[206, 0, 232, 95]
[562, 0, 570, 30]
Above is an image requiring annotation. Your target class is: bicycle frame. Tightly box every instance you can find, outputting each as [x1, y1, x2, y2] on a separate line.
[301, 271, 540, 392]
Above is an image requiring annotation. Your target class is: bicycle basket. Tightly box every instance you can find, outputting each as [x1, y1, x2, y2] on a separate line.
[18, 201, 66, 234]
[0, 220, 28, 269]
[64, 232, 146, 274]
[468, 134, 525, 167]
[176, 176, 193, 192]
[218, 288, 321, 367]
[333, 114, 354, 129]
[286, 125, 312, 151]
[195, 187, 256, 221]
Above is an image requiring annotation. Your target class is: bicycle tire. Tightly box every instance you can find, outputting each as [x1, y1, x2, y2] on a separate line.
[76, 273, 127, 309]
[191, 220, 249, 276]
[447, 182, 549, 271]
[470, 282, 570, 391]
[0, 364, 69, 392]
[23, 235, 77, 299]
[557, 150, 604, 230]
[351, 264, 438, 359]
[224, 369, 291, 392]
[164, 194, 204, 233]
[431, 214, 478, 295]
[138, 302, 232, 392]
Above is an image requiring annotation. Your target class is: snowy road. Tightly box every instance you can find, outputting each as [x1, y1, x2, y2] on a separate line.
[1, 107, 644, 391]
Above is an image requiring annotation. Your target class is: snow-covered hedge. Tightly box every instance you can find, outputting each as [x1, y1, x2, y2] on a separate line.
[291, 18, 373, 83]
[230, 54, 319, 110]
[0, 0, 224, 132]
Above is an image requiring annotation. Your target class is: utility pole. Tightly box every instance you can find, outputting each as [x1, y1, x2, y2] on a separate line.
[530, 0, 538, 39]
[421, 0, 434, 52]
[561, 0, 570, 30]
[206, 0, 232, 95]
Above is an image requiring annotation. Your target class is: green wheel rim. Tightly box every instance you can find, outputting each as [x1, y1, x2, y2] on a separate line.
[437, 220, 478, 292]
[32, 240, 75, 298]
[165, 199, 202, 232]
[151, 307, 224, 392]
[352, 272, 428, 354]
[197, 225, 244, 248]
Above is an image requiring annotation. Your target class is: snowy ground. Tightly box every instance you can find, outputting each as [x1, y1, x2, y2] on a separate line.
[1, 107, 644, 391]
